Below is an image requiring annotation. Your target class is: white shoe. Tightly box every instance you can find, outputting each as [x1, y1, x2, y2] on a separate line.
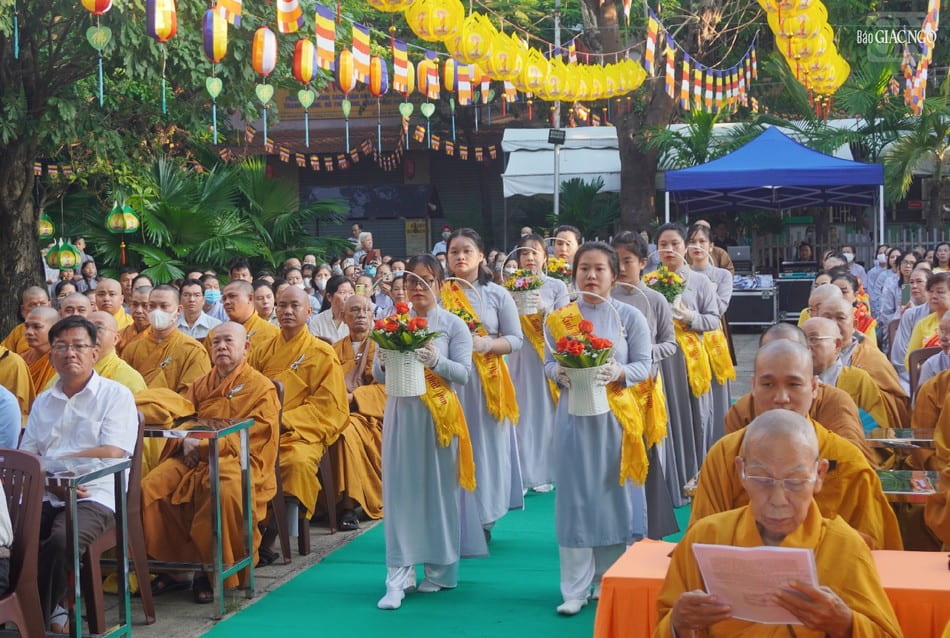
[377, 589, 405, 610]
[532, 483, 555, 493]
[416, 579, 443, 593]
[556, 598, 588, 615]
[591, 584, 601, 600]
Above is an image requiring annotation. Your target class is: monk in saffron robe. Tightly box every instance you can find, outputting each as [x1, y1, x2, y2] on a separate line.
[142, 322, 279, 602]
[331, 294, 386, 526]
[205, 280, 278, 356]
[122, 286, 210, 394]
[0, 345, 33, 425]
[116, 286, 152, 356]
[247, 286, 348, 537]
[21, 307, 59, 394]
[658, 410, 902, 638]
[820, 296, 910, 428]
[94, 278, 133, 330]
[58, 292, 92, 319]
[2, 286, 50, 355]
[691, 340, 903, 550]
[724, 323, 870, 462]
[913, 370, 950, 474]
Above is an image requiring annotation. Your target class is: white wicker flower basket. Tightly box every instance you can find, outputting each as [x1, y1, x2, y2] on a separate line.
[382, 349, 427, 397]
[511, 289, 539, 315]
[563, 365, 610, 416]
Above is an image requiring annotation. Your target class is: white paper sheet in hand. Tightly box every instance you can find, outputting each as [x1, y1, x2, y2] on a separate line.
[691, 543, 819, 625]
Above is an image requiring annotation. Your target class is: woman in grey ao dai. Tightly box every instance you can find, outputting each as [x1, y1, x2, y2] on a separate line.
[544, 242, 651, 616]
[374, 255, 477, 611]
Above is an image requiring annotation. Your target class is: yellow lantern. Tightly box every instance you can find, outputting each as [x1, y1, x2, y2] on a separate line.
[417, 58, 433, 96]
[603, 64, 618, 98]
[457, 13, 496, 64]
[404, 0, 464, 42]
[539, 58, 567, 100]
[405, 60, 416, 95]
[367, 0, 414, 11]
[443, 57, 457, 92]
[485, 31, 515, 79]
[520, 48, 548, 94]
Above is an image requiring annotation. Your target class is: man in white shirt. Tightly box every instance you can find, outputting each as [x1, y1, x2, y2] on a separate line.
[19, 315, 137, 628]
[178, 279, 221, 340]
[431, 224, 452, 255]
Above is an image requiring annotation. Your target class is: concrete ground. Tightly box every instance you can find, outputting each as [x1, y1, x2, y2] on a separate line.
[91, 332, 763, 638]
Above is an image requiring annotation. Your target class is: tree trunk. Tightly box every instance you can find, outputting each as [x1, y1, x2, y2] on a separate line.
[0, 142, 42, 336]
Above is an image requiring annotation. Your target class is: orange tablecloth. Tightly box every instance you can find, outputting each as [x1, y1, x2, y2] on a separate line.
[593, 539, 950, 638]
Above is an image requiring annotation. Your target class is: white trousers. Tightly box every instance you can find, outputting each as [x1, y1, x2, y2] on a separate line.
[385, 562, 459, 592]
[558, 544, 626, 601]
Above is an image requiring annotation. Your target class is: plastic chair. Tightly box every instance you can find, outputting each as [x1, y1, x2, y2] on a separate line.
[80, 412, 155, 632]
[908, 346, 941, 399]
[886, 319, 900, 357]
[269, 380, 292, 564]
[0, 449, 46, 638]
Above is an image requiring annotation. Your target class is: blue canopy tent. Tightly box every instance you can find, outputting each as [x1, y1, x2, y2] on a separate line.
[658, 127, 886, 246]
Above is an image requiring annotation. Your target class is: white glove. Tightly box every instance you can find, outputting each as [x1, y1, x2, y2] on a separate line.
[671, 301, 694, 324]
[527, 290, 544, 311]
[595, 359, 624, 386]
[554, 364, 571, 388]
[415, 342, 440, 368]
[472, 335, 494, 353]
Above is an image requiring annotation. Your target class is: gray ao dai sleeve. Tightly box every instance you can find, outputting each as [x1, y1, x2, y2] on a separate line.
[488, 282, 524, 352]
[688, 273, 723, 332]
[618, 302, 652, 387]
[650, 291, 678, 364]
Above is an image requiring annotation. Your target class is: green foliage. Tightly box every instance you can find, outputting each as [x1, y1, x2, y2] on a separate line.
[549, 177, 619, 239]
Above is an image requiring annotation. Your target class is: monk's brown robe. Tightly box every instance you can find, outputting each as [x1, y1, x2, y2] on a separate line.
[116, 324, 150, 356]
[122, 329, 211, 394]
[205, 312, 279, 356]
[851, 339, 910, 428]
[0, 345, 34, 425]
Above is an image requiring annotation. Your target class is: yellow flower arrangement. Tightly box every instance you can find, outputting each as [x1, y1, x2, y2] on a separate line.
[643, 266, 686, 303]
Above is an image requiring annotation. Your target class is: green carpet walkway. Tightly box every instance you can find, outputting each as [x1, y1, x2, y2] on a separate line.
[205, 493, 690, 637]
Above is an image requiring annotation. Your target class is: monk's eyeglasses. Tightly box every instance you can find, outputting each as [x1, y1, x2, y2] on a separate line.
[739, 459, 819, 493]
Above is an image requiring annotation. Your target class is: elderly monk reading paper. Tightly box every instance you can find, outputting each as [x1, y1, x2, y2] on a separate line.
[247, 286, 348, 544]
[691, 340, 902, 550]
[656, 410, 902, 638]
[724, 324, 871, 463]
[142, 322, 279, 604]
[330, 294, 386, 529]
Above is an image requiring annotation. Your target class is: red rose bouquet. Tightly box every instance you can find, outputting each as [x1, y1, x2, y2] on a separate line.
[370, 302, 441, 352]
[552, 319, 613, 368]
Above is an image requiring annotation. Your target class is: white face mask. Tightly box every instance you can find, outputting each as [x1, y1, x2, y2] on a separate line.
[843, 252, 854, 263]
[294, 282, 306, 290]
[503, 267, 517, 276]
[391, 269, 404, 279]
[877, 254, 887, 265]
[331, 265, 343, 276]
[315, 278, 327, 291]
[441, 231, 451, 240]
[148, 308, 176, 331]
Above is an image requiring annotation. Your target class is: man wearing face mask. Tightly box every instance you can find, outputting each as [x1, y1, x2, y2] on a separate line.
[200, 274, 228, 322]
[840, 245, 867, 284]
[178, 279, 222, 340]
[432, 224, 452, 256]
[121, 285, 211, 394]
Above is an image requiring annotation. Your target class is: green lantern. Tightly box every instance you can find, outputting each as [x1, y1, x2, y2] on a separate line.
[45, 239, 81, 270]
[105, 202, 140, 264]
[38, 213, 55, 240]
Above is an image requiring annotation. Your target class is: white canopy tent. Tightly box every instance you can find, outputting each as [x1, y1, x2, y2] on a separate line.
[501, 127, 622, 197]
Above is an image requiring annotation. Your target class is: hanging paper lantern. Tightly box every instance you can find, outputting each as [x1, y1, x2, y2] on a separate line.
[367, 0, 414, 11]
[37, 213, 54, 240]
[146, 0, 177, 43]
[519, 48, 548, 93]
[81, 0, 113, 14]
[202, 8, 228, 63]
[46, 240, 82, 271]
[405, 0, 465, 42]
[252, 26, 278, 77]
[337, 49, 357, 94]
[404, 60, 416, 96]
[485, 32, 522, 81]
[457, 13, 495, 65]
[369, 56, 389, 97]
[443, 58, 457, 93]
[293, 38, 317, 84]
[417, 58, 434, 96]
[106, 203, 140, 234]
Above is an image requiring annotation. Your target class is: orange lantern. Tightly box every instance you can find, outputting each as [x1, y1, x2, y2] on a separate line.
[293, 38, 316, 84]
[369, 55, 389, 97]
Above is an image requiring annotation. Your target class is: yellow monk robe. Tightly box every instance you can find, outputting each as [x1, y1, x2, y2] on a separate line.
[141, 362, 279, 583]
[907, 370, 950, 470]
[247, 327, 348, 518]
[906, 311, 940, 368]
[122, 329, 211, 394]
[925, 465, 950, 547]
[690, 418, 903, 549]
[21, 349, 55, 398]
[1, 323, 28, 355]
[331, 338, 386, 519]
[723, 385, 876, 466]
[796, 306, 811, 326]
[112, 308, 133, 331]
[837, 365, 889, 429]
[657, 502, 903, 638]
[116, 325, 150, 357]
[851, 339, 910, 428]
[205, 312, 279, 357]
[0, 346, 34, 426]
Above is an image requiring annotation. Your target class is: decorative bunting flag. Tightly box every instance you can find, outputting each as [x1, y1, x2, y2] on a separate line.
[48, 165, 59, 176]
[279, 146, 291, 162]
[567, 40, 577, 64]
[264, 137, 274, 152]
[350, 148, 360, 162]
[751, 47, 757, 79]
[276, 0, 303, 34]
[425, 52, 440, 99]
[337, 154, 349, 169]
[680, 58, 690, 110]
[413, 125, 425, 142]
[245, 124, 256, 142]
[445, 140, 454, 156]
[216, 0, 242, 26]
[488, 145, 497, 159]
[503, 80, 517, 102]
[324, 157, 334, 171]
[459, 145, 468, 160]
[352, 23, 371, 84]
[392, 39, 409, 93]
[431, 134, 441, 150]
[704, 71, 713, 110]
[645, 14, 658, 75]
[62, 165, 73, 177]
[693, 66, 702, 110]
[295, 152, 306, 166]
[315, 3, 336, 71]
[475, 147, 483, 161]
[33, 162, 43, 175]
[310, 155, 320, 170]
[457, 63, 472, 105]
[622, 0, 632, 20]
[714, 71, 723, 111]
[664, 37, 675, 99]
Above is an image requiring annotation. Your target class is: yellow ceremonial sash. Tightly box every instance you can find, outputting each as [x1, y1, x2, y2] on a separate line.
[519, 312, 560, 403]
[632, 373, 668, 448]
[441, 281, 519, 424]
[545, 303, 649, 485]
[674, 320, 712, 397]
[703, 327, 736, 385]
[419, 367, 476, 491]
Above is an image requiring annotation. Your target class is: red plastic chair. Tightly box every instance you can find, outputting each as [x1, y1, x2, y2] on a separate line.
[0, 448, 46, 638]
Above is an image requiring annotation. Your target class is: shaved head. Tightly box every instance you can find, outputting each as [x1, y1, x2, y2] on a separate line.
[817, 296, 855, 345]
[22, 286, 50, 302]
[759, 322, 808, 347]
[20, 285, 50, 317]
[741, 409, 819, 458]
[751, 340, 818, 416]
[222, 280, 255, 323]
[807, 283, 844, 317]
[802, 316, 839, 339]
[342, 293, 373, 337]
[754, 339, 813, 375]
[275, 285, 311, 334]
[95, 278, 124, 314]
[88, 310, 119, 357]
[60, 293, 92, 318]
[25, 306, 60, 349]
[209, 321, 249, 376]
